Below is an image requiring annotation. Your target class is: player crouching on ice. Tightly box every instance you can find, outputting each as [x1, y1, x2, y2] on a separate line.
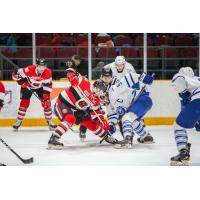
[12, 58, 57, 131]
[100, 72, 155, 148]
[47, 68, 120, 150]
[171, 67, 200, 166]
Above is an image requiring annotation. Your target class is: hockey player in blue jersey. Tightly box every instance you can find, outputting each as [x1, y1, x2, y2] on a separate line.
[102, 71, 155, 148]
[171, 67, 200, 166]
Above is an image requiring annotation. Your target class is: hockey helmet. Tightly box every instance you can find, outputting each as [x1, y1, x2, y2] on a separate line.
[36, 58, 46, 66]
[101, 67, 113, 77]
[115, 56, 126, 65]
[179, 67, 194, 78]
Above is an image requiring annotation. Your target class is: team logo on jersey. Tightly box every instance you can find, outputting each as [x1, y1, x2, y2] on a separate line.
[116, 106, 126, 115]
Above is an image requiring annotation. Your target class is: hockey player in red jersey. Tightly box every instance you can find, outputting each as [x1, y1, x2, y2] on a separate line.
[0, 81, 5, 111]
[12, 58, 56, 131]
[47, 68, 119, 149]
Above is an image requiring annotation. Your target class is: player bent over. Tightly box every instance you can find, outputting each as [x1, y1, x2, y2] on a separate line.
[12, 58, 56, 131]
[0, 81, 5, 112]
[47, 68, 119, 150]
[170, 67, 200, 166]
[101, 72, 154, 148]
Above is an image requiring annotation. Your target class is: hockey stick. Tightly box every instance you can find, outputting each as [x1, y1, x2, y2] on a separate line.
[0, 163, 6, 166]
[0, 138, 34, 164]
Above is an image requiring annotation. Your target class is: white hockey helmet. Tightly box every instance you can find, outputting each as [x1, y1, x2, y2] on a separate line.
[115, 56, 126, 65]
[179, 67, 194, 77]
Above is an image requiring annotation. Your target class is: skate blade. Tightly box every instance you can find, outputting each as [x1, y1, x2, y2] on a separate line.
[114, 144, 133, 149]
[47, 144, 63, 150]
[170, 160, 189, 166]
[142, 141, 155, 144]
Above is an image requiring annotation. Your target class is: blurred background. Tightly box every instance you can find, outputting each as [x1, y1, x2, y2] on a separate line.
[0, 33, 199, 80]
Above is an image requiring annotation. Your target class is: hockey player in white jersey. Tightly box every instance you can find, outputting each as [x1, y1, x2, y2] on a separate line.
[170, 66, 200, 166]
[103, 71, 154, 148]
[104, 56, 136, 83]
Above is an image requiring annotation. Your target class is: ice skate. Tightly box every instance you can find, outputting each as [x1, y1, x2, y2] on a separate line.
[104, 134, 120, 144]
[170, 143, 191, 166]
[115, 135, 133, 149]
[47, 120, 57, 131]
[47, 134, 64, 150]
[137, 133, 154, 144]
[13, 120, 22, 131]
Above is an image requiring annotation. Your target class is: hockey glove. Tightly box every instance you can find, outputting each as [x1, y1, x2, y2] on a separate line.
[109, 122, 116, 135]
[195, 120, 200, 132]
[179, 91, 191, 109]
[139, 73, 154, 85]
[0, 99, 4, 111]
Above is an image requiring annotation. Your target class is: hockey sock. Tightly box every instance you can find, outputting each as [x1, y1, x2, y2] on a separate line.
[132, 120, 147, 138]
[54, 121, 69, 137]
[122, 120, 134, 138]
[174, 123, 188, 151]
[43, 107, 52, 121]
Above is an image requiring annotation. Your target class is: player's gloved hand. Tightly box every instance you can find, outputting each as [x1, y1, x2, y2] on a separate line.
[139, 73, 154, 85]
[109, 122, 116, 135]
[179, 91, 191, 109]
[195, 120, 200, 132]
[0, 99, 4, 111]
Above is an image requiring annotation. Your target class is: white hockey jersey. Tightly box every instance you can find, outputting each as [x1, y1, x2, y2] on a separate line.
[172, 73, 200, 101]
[104, 61, 136, 83]
[107, 72, 146, 124]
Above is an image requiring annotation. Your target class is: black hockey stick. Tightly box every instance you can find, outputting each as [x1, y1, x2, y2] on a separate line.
[0, 138, 33, 164]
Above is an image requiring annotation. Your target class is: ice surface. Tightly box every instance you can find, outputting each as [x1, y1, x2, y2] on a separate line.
[0, 126, 200, 166]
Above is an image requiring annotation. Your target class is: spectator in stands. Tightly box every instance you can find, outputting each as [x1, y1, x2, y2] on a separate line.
[51, 33, 61, 45]
[71, 54, 88, 77]
[97, 33, 114, 47]
[0, 33, 16, 54]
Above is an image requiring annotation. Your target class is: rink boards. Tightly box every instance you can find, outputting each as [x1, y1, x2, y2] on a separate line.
[0, 80, 180, 126]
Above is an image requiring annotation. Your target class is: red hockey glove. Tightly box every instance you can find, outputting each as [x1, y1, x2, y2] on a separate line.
[67, 73, 79, 87]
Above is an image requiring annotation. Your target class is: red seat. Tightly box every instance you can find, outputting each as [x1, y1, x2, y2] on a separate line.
[135, 35, 143, 46]
[98, 48, 117, 58]
[180, 48, 198, 57]
[75, 35, 88, 45]
[1, 49, 14, 57]
[95, 36, 111, 45]
[36, 37, 51, 45]
[120, 48, 138, 58]
[163, 48, 178, 57]
[37, 48, 55, 58]
[138, 48, 159, 57]
[154, 36, 174, 46]
[115, 36, 133, 46]
[78, 48, 96, 58]
[56, 48, 77, 58]
[175, 37, 193, 46]
[16, 48, 32, 58]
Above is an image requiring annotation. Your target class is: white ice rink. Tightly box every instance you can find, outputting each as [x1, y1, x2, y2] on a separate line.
[0, 126, 200, 166]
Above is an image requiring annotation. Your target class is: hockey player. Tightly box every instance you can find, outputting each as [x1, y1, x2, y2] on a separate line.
[47, 68, 119, 149]
[103, 72, 154, 148]
[170, 66, 200, 166]
[0, 81, 5, 111]
[104, 56, 136, 83]
[12, 58, 56, 131]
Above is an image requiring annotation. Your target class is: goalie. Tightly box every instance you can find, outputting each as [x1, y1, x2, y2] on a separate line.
[47, 68, 120, 149]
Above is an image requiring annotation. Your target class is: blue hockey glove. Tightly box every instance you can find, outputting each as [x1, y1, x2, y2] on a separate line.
[109, 123, 116, 135]
[179, 91, 191, 109]
[195, 120, 200, 132]
[139, 73, 154, 85]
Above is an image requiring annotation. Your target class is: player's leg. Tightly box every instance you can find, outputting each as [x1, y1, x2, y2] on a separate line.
[48, 102, 76, 149]
[170, 99, 200, 165]
[127, 95, 154, 144]
[13, 87, 32, 131]
[36, 88, 57, 130]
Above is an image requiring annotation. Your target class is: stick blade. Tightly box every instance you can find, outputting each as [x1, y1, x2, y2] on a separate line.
[23, 157, 34, 164]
